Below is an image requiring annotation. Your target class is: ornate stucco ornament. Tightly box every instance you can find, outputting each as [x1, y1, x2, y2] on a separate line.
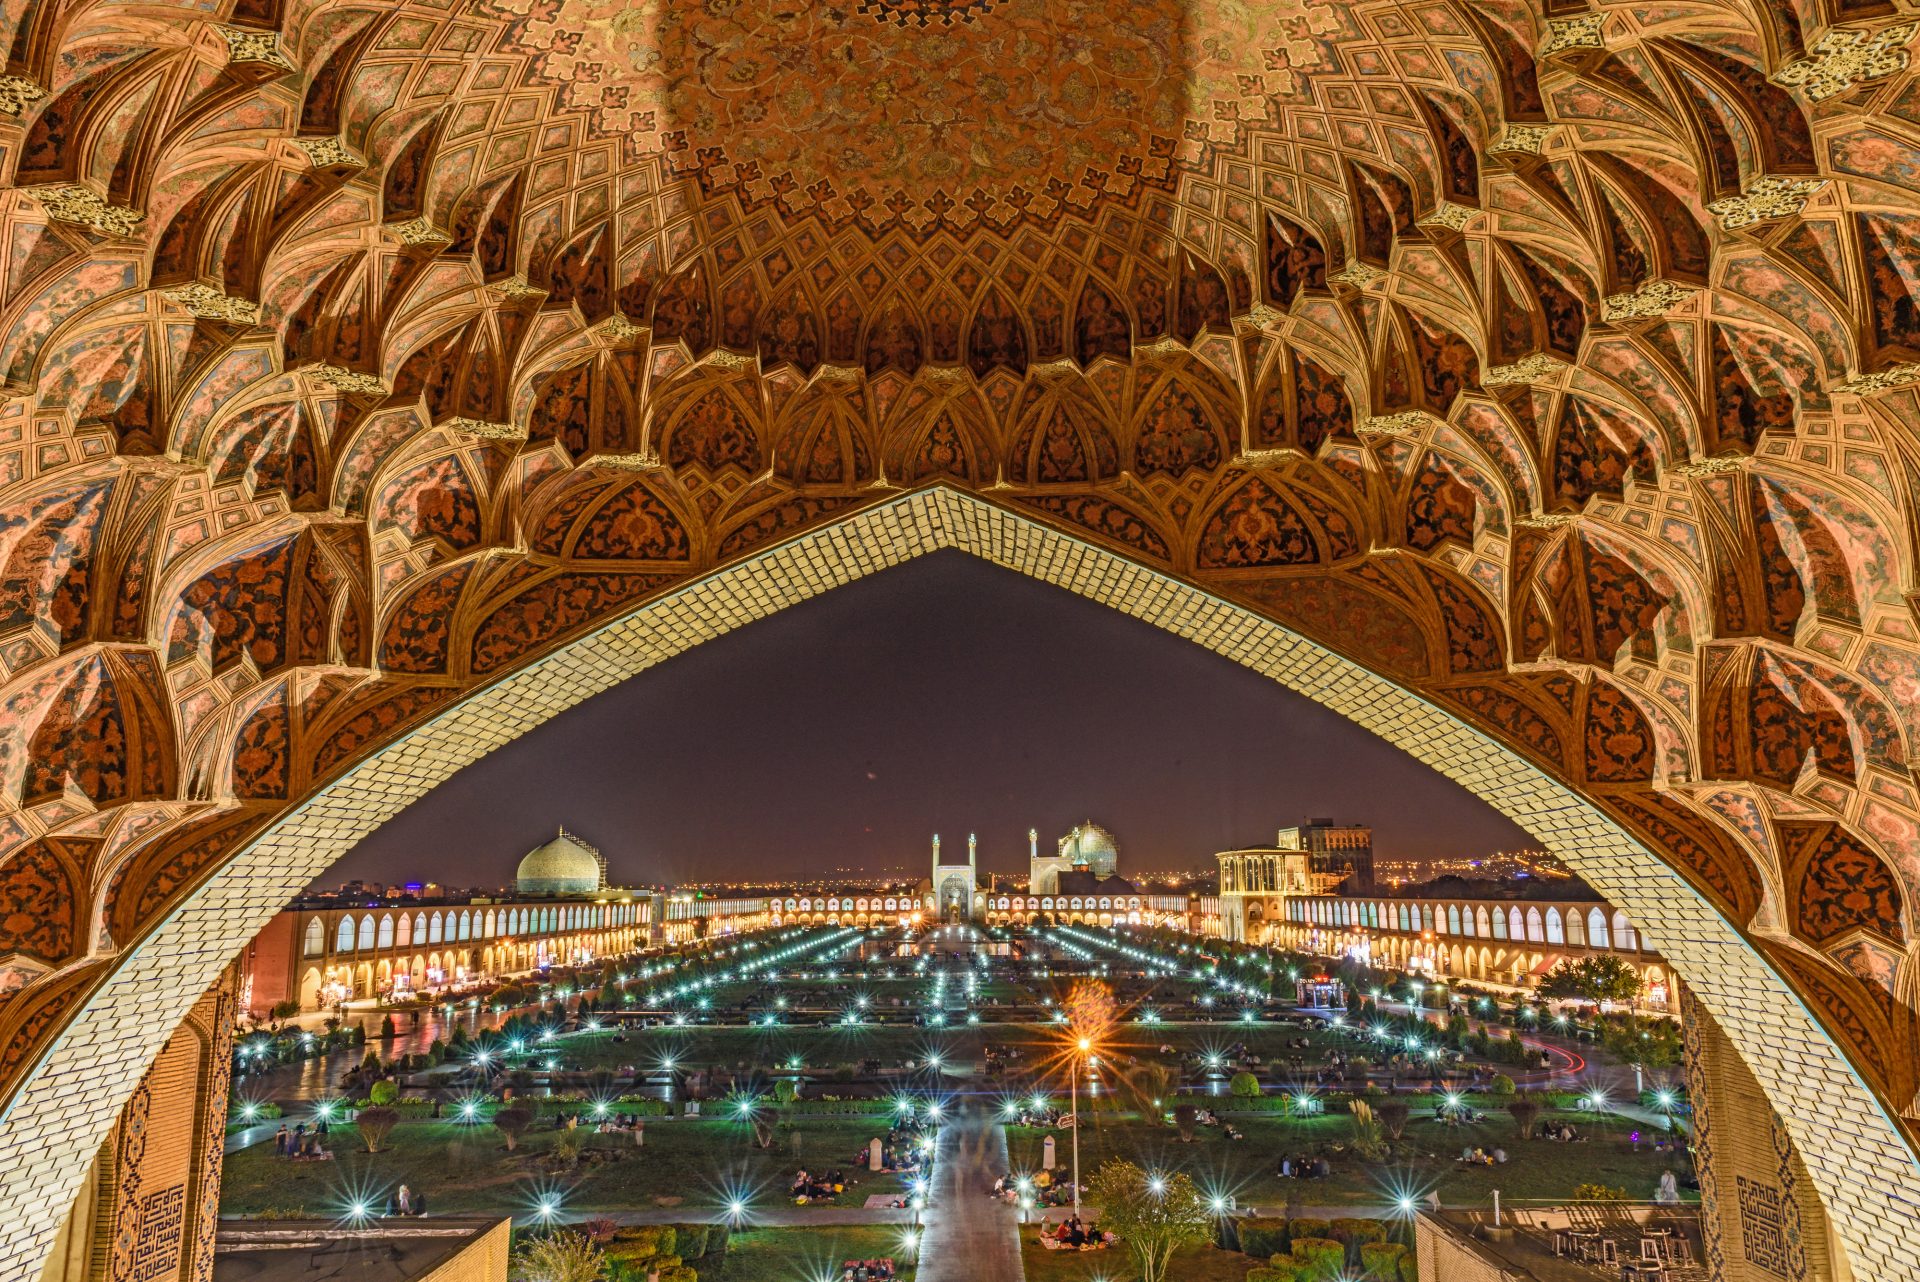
[388, 217, 451, 246]
[1835, 364, 1920, 396]
[216, 24, 294, 70]
[303, 364, 389, 396]
[815, 363, 862, 382]
[1673, 455, 1748, 476]
[1539, 14, 1606, 57]
[1773, 22, 1917, 101]
[1330, 261, 1384, 289]
[1602, 278, 1698, 322]
[444, 417, 526, 442]
[29, 185, 142, 237]
[1483, 353, 1562, 386]
[1417, 202, 1476, 232]
[1234, 304, 1287, 334]
[1707, 177, 1826, 231]
[1232, 448, 1305, 468]
[1488, 124, 1553, 156]
[701, 349, 756, 370]
[1516, 512, 1580, 529]
[1031, 358, 1082, 379]
[591, 451, 663, 471]
[290, 136, 362, 169]
[597, 314, 644, 340]
[161, 282, 261, 325]
[494, 277, 544, 299]
[0, 75, 46, 116]
[1360, 411, 1434, 437]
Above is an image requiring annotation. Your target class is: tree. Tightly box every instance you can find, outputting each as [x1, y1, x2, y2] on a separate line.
[380, 1013, 397, 1039]
[1173, 1103, 1197, 1142]
[368, 1079, 399, 1106]
[1119, 1062, 1176, 1122]
[1083, 1160, 1213, 1282]
[519, 1230, 606, 1282]
[494, 1105, 532, 1151]
[355, 1106, 398, 1153]
[1507, 1093, 1541, 1140]
[1374, 1099, 1411, 1140]
[1537, 956, 1641, 1005]
[1229, 1071, 1262, 1099]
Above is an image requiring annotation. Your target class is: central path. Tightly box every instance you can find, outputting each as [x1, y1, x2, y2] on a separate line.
[917, 1102, 1024, 1282]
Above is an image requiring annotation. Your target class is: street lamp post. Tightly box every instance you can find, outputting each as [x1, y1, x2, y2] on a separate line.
[1072, 1036, 1089, 1219]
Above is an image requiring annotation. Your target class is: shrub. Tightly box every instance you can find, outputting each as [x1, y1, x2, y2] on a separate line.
[1286, 1220, 1326, 1246]
[551, 1128, 585, 1164]
[1247, 1266, 1304, 1282]
[773, 1079, 799, 1105]
[354, 1107, 398, 1153]
[668, 1223, 709, 1257]
[271, 999, 301, 1020]
[613, 1226, 674, 1258]
[1325, 1218, 1386, 1252]
[1237, 1217, 1289, 1260]
[1573, 1182, 1627, 1201]
[1360, 1243, 1409, 1280]
[1489, 1074, 1516, 1096]
[1174, 1103, 1198, 1141]
[1374, 1100, 1410, 1140]
[518, 1231, 605, 1282]
[1229, 1071, 1262, 1099]
[379, 1014, 396, 1040]
[368, 1079, 399, 1107]
[1290, 1237, 1346, 1281]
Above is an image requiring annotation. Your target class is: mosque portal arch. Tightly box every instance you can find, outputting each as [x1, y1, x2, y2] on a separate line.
[1, 490, 1919, 1276]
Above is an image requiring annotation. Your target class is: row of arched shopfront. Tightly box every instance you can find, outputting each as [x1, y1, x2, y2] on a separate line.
[287, 900, 649, 1009]
[1261, 896, 1672, 1008]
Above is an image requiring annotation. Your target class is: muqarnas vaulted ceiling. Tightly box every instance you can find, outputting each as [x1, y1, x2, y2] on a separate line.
[4, 0, 1920, 1153]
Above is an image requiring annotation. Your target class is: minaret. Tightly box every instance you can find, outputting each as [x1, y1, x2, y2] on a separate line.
[968, 832, 978, 877]
[1029, 828, 1038, 860]
[931, 832, 941, 882]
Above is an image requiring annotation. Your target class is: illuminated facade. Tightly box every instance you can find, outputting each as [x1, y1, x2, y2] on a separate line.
[1272, 891, 1671, 1009]
[236, 895, 650, 1017]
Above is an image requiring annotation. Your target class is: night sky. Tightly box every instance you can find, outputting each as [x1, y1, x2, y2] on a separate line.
[324, 552, 1533, 889]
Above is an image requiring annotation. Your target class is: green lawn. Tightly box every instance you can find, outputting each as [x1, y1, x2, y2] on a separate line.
[495, 1022, 1350, 1082]
[222, 1118, 911, 1217]
[1006, 1107, 1692, 1209]
[1020, 1237, 1256, 1282]
[703, 1226, 919, 1282]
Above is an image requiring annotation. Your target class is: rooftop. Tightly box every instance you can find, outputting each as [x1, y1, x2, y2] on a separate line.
[213, 1219, 508, 1282]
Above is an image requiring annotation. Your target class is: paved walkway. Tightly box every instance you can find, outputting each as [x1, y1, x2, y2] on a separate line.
[917, 1103, 1022, 1282]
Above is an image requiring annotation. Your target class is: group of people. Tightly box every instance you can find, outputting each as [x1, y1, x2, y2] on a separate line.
[988, 1168, 1077, 1208]
[1277, 1154, 1333, 1179]
[1457, 1146, 1507, 1167]
[384, 1184, 430, 1216]
[789, 1169, 849, 1204]
[271, 1123, 332, 1161]
[837, 1259, 897, 1281]
[1040, 1214, 1114, 1251]
[1541, 1121, 1586, 1142]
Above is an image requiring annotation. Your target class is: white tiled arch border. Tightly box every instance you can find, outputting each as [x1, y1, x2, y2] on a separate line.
[1, 487, 1914, 1278]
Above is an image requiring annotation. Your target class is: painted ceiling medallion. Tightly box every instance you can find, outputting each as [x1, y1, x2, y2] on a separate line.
[482, 0, 1340, 231]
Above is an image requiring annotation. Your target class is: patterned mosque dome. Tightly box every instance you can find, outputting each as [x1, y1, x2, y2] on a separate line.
[516, 829, 607, 895]
[1059, 823, 1119, 878]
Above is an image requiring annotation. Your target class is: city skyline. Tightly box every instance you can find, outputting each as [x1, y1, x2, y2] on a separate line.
[320, 553, 1532, 888]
